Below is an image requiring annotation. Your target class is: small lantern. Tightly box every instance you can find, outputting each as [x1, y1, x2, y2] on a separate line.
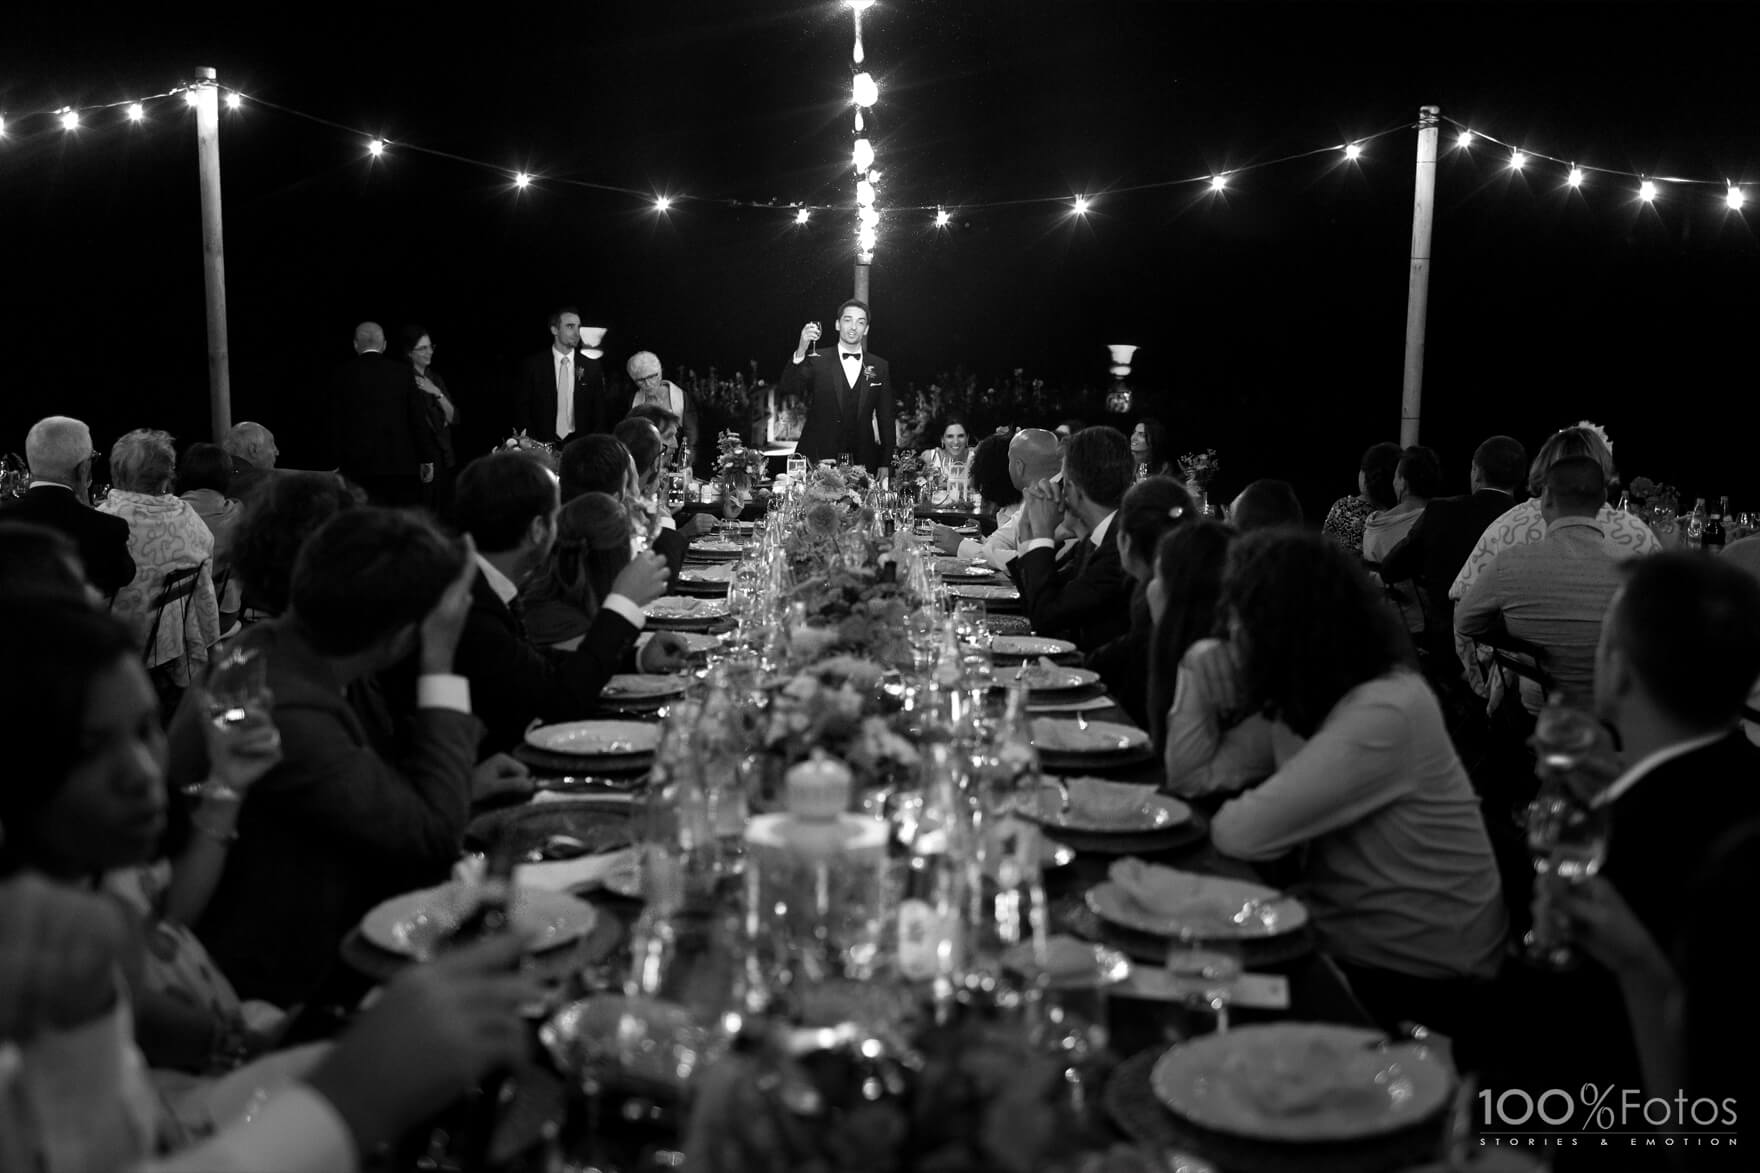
[1105, 344, 1138, 413]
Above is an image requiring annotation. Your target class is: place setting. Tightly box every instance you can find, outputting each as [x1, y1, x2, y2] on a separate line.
[946, 581, 1022, 608]
[596, 672, 692, 712]
[987, 633, 1080, 663]
[933, 556, 999, 582]
[643, 595, 731, 630]
[1029, 714, 1155, 772]
[674, 562, 735, 595]
[684, 538, 745, 561]
[516, 717, 664, 777]
[1082, 857, 1313, 967]
[1018, 776, 1204, 854]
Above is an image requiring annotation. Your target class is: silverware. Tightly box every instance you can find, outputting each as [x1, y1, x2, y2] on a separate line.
[535, 775, 645, 792]
[1362, 1020, 1433, 1050]
[1076, 710, 1091, 732]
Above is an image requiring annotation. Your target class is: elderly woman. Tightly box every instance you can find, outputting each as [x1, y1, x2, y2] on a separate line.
[920, 415, 973, 505]
[99, 429, 220, 691]
[1450, 421, 1659, 601]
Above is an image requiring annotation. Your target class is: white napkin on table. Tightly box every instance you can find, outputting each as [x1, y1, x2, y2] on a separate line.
[452, 844, 642, 894]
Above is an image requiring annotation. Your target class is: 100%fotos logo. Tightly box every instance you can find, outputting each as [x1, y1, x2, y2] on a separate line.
[1481, 1085, 1738, 1132]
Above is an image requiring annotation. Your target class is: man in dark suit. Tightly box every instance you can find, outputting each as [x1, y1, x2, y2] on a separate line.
[165, 508, 481, 1007]
[514, 308, 622, 445]
[781, 299, 894, 471]
[222, 420, 280, 502]
[0, 415, 134, 598]
[331, 322, 437, 507]
[449, 453, 689, 756]
[1381, 434, 1525, 652]
[1008, 425, 1135, 652]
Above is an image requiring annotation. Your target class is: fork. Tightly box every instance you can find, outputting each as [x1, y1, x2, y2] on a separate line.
[1076, 710, 1091, 732]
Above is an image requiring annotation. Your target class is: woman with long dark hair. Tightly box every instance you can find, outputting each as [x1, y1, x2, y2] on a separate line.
[400, 325, 459, 514]
[1207, 529, 1506, 1037]
[521, 492, 641, 651]
[1129, 419, 1173, 480]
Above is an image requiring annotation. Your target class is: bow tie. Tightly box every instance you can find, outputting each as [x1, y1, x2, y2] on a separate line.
[840, 352, 862, 362]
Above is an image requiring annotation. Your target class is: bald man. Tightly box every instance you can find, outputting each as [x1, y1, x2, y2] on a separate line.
[330, 321, 438, 506]
[932, 427, 1063, 569]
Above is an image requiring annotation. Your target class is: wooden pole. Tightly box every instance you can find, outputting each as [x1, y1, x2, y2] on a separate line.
[1399, 105, 1440, 448]
[193, 67, 232, 442]
[854, 262, 871, 305]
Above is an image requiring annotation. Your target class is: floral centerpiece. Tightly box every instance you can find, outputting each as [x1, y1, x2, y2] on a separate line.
[785, 557, 920, 668]
[497, 430, 559, 472]
[890, 449, 926, 503]
[1627, 476, 1682, 542]
[762, 656, 919, 786]
[1178, 448, 1222, 515]
[712, 429, 767, 515]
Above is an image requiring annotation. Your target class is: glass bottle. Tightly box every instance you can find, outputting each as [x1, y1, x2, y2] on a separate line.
[1688, 497, 1708, 546]
[896, 742, 969, 1009]
[1704, 497, 1727, 553]
[439, 832, 519, 1172]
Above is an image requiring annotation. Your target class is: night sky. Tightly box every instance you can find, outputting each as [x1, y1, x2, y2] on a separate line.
[4, 1, 1757, 515]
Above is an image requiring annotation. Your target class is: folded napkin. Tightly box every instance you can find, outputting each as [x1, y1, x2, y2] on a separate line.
[1108, 857, 1240, 925]
[453, 846, 641, 894]
[1063, 777, 1156, 822]
[1031, 719, 1126, 753]
[1027, 695, 1112, 714]
[1002, 933, 1107, 980]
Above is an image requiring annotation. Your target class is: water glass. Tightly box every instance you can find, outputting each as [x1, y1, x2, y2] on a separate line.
[186, 646, 272, 801]
[1163, 933, 1243, 1033]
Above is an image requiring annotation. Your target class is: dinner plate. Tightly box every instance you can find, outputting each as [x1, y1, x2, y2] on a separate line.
[601, 674, 690, 701]
[644, 597, 730, 626]
[526, 719, 663, 756]
[361, 883, 596, 957]
[669, 631, 725, 654]
[935, 558, 997, 579]
[1009, 665, 1101, 693]
[687, 540, 744, 558]
[1030, 718, 1151, 756]
[1150, 1023, 1453, 1142]
[990, 635, 1078, 658]
[949, 583, 1021, 602]
[1086, 868, 1308, 940]
[1021, 779, 1193, 834]
[677, 563, 736, 584]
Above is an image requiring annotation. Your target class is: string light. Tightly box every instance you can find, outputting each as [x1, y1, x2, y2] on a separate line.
[1209, 174, 1228, 191]
[0, 115, 6, 137]
[1343, 142, 1362, 160]
[852, 72, 878, 108]
[1567, 167, 1584, 188]
[366, 138, 386, 157]
[127, 103, 145, 122]
[654, 195, 672, 212]
[59, 108, 79, 131]
[1072, 196, 1091, 215]
[856, 179, 876, 206]
[1726, 185, 1746, 211]
[1509, 150, 1527, 171]
[1456, 130, 1475, 149]
[1638, 180, 1658, 202]
[513, 172, 532, 189]
[935, 207, 950, 227]
[795, 208, 811, 225]
[183, 89, 200, 108]
[224, 92, 243, 110]
[852, 137, 874, 172]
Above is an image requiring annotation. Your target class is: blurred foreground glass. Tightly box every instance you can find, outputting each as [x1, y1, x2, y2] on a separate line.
[184, 646, 272, 801]
[1163, 932, 1243, 1033]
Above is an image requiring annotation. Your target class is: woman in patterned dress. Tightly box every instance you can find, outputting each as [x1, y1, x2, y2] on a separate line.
[1322, 441, 1402, 558]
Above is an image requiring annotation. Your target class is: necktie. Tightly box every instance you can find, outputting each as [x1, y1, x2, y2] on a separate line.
[558, 356, 573, 436]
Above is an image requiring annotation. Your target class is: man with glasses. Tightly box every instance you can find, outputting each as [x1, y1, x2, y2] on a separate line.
[0, 416, 135, 597]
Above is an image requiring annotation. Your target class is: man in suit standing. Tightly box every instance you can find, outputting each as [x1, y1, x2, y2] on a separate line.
[331, 323, 436, 507]
[514, 308, 621, 445]
[222, 421, 279, 502]
[1009, 425, 1135, 651]
[1381, 434, 1526, 652]
[1, 415, 134, 598]
[782, 299, 893, 471]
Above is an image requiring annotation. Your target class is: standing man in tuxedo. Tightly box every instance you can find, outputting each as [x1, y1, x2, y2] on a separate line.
[515, 308, 622, 445]
[782, 299, 893, 471]
[1, 415, 135, 598]
[331, 323, 436, 507]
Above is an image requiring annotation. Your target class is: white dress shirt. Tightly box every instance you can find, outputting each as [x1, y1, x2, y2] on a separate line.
[1020, 509, 1116, 560]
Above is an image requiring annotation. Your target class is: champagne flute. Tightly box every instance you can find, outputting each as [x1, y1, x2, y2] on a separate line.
[809, 322, 821, 360]
[185, 646, 271, 801]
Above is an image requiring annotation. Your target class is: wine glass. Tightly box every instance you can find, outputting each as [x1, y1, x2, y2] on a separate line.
[1164, 931, 1243, 1033]
[1523, 794, 1609, 969]
[184, 646, 272, 801]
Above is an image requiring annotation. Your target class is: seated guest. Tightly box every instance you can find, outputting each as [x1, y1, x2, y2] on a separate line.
[178, 442, 244, 625]
[221, 420, 279, 501]
[626, 402, 685, 467]
[1085, 476, 1193, 726]
[1451, 421, 1658, 602]
[1321, 441, 1401, 558]
[559, 433, 640, 507]
[1208, 530, 1507, 1036]
[1153, 523, 1281, 799]
[0, 414, 135, 597]
[966, 430, 1021, 520]
[229, 472, 360, 624]
[1129, 418, 1174, 479]
[1010, 425, 1135, 651]
[450, 453, 683, 756]
[1380, 434, 1526, 655]
[1361, 446, 1438, 563]
[1454, 458, 1629, 712]
[0, 520, 95, 604]
[1227, 478, 1306, 534]
[1054, 419, 1083, 448]
[931, 427, 1060, 568]
[99, 429, 220, 690]
[614, 417, 706, 567]
[521, 492, 648, 651]
[164, 509, 481, 1007]
[920, 415, 973, 505]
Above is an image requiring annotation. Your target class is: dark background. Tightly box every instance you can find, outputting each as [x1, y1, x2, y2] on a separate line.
[3, 1, 1756, 515]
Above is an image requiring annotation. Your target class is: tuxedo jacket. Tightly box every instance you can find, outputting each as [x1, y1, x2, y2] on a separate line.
[1008, 530, 1133, 652]
[1, 484, 136, 597]
[454, 569, 642, 756]
[1381, 489, 1517, 634]
[1086, 582, 1154, 726]
[782, 350, 894, 470]
[331, 351, 438, 480]
[514, 349, 625, 445]
[166, 619, 481, 1006]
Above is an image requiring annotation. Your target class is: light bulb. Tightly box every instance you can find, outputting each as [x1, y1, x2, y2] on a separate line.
[1510, 151, 1527, 171]
[655, 195, 672, 212]
[1726, 185, 1746, 211]
[858, 206, 880, 229]
[1210, 174, 1228, 191]
[1072, 196, 1090, 215]
[183, 89, 200, 108]
[856, 179, 876, 206]
[224, 91, 242, 110]
[935, 207, 950, 227]
[852, 72, 878, 108]
[1638, 180, 1657, 202]
[853, 138, 874, 171]
[795, 208, 811, 225]
[514, 172, 532, 189]
[1456, 130, 1474, 149]
[845, 0, 875, 10]
[1343, 142, 1362, 160]
[127, 102, 145, 121]
[367, 138, 386, 157]
[1567, 167, 1584, 188]
[59, 109, 79, 131]
[858, 226, 878, 250]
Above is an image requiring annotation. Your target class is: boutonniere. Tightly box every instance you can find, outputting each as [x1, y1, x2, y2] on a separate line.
[864, 365, 878, 381]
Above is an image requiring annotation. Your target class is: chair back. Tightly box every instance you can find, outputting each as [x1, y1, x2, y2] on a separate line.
[143, 562, 206, 667]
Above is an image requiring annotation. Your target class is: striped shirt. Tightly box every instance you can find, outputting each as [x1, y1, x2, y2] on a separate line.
[1453, 515, 1633, 709]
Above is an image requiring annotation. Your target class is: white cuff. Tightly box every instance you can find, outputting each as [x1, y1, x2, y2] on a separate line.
[658, 515, 677, 531]
[602, 594, 647, 630]
[416, 674, 471, 714]
[1019, 538, 1056, 556]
